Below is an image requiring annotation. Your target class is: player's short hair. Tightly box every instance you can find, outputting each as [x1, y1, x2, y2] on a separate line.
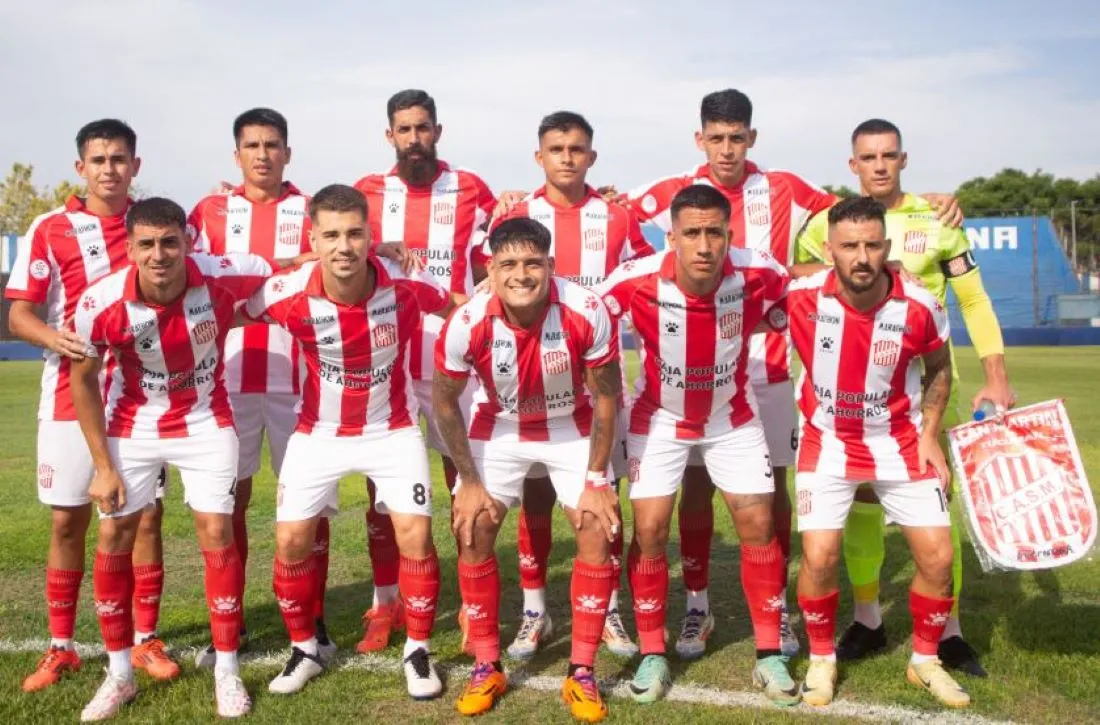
[487, 217, 551, 256]
[233, 107, 289, 145]
[126, 197, 186, 235]
[828, 196, 886, 227]
[76, 119, 137, 159]
[700, 89, 753, 127]
[851, 118, 902, 146]
[309, 184, 368, 221]
[537, 111, 594, 142]
[387, 89, 437, 125]
[670, 185, 731, 224]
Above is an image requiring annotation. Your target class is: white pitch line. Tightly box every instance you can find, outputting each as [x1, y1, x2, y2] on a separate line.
[0, 639, 1016, 725]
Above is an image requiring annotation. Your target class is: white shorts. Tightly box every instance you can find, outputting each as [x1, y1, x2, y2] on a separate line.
[795, 472, 951, 531]
[750, 380, 797, 468]
[415, 377, 474, 457]
[231, 392, 298, 480]
[627, 421, 775, 500]
[455, 435, 593, 510]
[37, 420, 165, 507]
[277, 426, 433, 522]
[106, 428, 238, 519]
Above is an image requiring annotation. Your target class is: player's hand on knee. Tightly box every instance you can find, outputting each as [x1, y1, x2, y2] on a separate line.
[89, 468, 126, 515]
[576, 487, 620, 542]
[451, 481, 499, 547]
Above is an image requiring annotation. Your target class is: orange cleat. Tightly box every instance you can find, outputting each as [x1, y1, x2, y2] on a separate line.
[562, 668, 608, 722]
[356, 599, 405, 654]
[23, 646, 82, 692]
[455, 662, 507, 716]
[131, 637, 181, 681]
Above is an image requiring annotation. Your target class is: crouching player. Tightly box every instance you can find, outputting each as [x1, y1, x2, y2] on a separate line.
[789, 197, 968, 708]
[596, 185, 796, 706]
[434, 217, 623, 721]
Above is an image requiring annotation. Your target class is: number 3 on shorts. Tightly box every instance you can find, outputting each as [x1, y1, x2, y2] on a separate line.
[413, 482, 428, 506]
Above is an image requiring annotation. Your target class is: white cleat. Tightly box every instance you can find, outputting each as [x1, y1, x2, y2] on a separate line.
[675, 609, 714, 660]
[780, 607, 801, 658]
[80, 670, 138, 722]
[215, 669, 252, 718]
[195, 630, 248, 669]
[403, 648, 443, 700]
[602, 609, 639, 658]
[268, 647, 325, 695]
[800, 658, 837, 707]
[506, 610, 553, 660]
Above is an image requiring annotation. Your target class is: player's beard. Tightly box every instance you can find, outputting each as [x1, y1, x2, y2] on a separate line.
[836, 263, 880, 295]
[395, 143, 438, 186]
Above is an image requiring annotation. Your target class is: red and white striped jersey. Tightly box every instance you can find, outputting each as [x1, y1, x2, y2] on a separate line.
[74, 254, 273, 439]
[627, 162, 835, 385]
[787, 269, 950, 481]
[187, 183, 311, 395]
[354, 160, 496, 296]
[244, 257, 448, 436]
[436, 278, 617, 442]
[596, 249, 789, 440]
[4, 196, 133, 421]
[488, 185, 655, 287]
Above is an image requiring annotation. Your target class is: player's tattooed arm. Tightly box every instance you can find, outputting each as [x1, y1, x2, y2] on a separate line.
[432, 371, 480, 486]
[584, 361, 622, 473]
[921, 344, 953, 435]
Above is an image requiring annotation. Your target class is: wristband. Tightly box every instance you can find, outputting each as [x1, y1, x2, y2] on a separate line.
[585, 470, 610, 490]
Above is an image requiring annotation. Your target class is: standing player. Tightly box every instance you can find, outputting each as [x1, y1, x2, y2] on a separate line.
[4, 120, 178, 693]
[490, 111, 653, 661]
[434, 218, 623, 721]
[597, 186, 797, 706]
[187, 107, 335, 666]
[70, 197, 275, 720]
[795, 119, 1013, 676]
[352, 89, 499, 652]
[620, 89, 961, 660]
[243, 185, 449, 700]
[790, 197, 969, 709]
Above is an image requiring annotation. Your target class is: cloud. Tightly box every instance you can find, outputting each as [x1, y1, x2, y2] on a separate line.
[0, 0, 1096, 214]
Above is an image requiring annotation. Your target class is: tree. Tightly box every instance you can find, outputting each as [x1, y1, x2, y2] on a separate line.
[822, 184, 858, 199]
[0, 163, 86, 234]
[955, 169, 1100, 270]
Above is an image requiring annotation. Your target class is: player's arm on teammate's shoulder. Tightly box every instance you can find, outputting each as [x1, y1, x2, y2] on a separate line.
[919, 340, 953, 487]
[7, 300, 88, 360]
[490, 190, 527, 221]
[919, 193, 964, 228]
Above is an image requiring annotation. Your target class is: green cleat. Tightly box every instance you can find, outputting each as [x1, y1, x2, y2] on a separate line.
[752, 655, 800, 707]
[629, 654, 671, 704]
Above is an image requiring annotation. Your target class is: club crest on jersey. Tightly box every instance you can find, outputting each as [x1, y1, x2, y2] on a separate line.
[432, 201, 455, 225]
[719, 311, 743, 339]
[872, 339, 900, 367]
[192, 319, 217, 345]
[746, 201, 770, 226]
[798, 489, 812, 516]
[371, 322, 398, 348]
[277, 221, 301, 248]
[543, 350, 569, 375]
[37, 464, 54, 489]
[904, 230, 927, 255]
[583, 228, 606, 252]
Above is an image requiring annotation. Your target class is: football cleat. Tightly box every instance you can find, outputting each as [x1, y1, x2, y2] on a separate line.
[907, 659, 971, 708]
[752, 654, 800, 707]
[403, 648, 443, 701]
[601, 609, 639, 658]
[23, 645, 82, 692]
[316, 619, 338, 664]
[357, 600, 405, 654]
[214, 669, 252, 718]
[628, 654, 671, 703]
[799, 658, 837, 707]
[455, 662, 507, 716]
[195, 629, 248, 669]
[268, 647, 325, 695]
[80, 669, 138, 722]
[836, 621, 887, 661]
[674, 609, 714, 660]
[506, 610, 552, 660]
[562, 667, 608, 722]
[938, 636, 988, 678]
[130, 637, 180, 681]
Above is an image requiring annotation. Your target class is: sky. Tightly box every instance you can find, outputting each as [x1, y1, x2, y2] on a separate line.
[1, 0, 1098, 207]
